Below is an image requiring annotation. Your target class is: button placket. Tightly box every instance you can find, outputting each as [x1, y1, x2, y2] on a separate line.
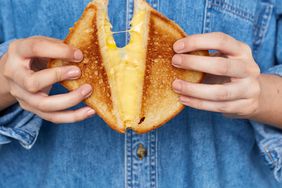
[125, 0, 158, 188]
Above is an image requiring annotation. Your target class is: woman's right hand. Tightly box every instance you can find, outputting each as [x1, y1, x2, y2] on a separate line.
[0, 36, 96, 123]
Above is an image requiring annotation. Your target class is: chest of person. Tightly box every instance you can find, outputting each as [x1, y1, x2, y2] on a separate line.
[1, 0, 274, 67]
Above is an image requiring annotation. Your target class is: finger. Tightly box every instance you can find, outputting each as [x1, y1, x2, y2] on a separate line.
[12, 83, 93, 112]
[172, 79, 256, 101]
[172, 54, 250, 78]
[173, 32, 252, 57]
[179, 96, 256, 115]
[19, 100, 96, 124]
[14, 37, 83, 61]
[30, 36, 64, 44]
[39, 107, 96, 124]
[23, 66, 81, 92]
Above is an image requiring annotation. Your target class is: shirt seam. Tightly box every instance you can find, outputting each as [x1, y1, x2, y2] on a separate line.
[209, 0, 255, 23]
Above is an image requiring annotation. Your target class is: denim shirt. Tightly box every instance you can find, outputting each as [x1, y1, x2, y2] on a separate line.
[1, 0, 282, 187]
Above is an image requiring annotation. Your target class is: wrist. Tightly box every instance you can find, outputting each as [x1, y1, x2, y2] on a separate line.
[244, 74, 282, 128]
[249, 74, 264, 118]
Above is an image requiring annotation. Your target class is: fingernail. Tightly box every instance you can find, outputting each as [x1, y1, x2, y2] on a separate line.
[74, 50, 83, 60]
[172, 55, 182, 66]
[173, 41, 185, 52]
[173, 80, 182, 92]
[67, 68, 81, 78]
[86, 108, 96, 117]
[81, 85, 92, 97]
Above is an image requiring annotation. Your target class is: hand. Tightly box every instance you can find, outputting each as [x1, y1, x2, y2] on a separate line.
[1, 36, 96, 123]
[172, 32, 261, 118]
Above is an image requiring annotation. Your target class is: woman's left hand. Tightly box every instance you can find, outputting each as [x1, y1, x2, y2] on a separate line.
[172, 32, 261, 118]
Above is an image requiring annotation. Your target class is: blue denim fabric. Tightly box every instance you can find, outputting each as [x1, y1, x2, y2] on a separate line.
[1, 0, 282, 187]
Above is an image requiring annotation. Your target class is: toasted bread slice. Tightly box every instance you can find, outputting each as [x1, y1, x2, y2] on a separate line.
[49, 0, 208, 133]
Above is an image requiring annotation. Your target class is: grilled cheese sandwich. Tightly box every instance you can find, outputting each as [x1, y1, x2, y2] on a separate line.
[49, 0, 209, 133]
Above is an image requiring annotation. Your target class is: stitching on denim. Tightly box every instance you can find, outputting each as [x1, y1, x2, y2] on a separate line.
[209, 0, 255, 23]
[150, 131, 157, 188]
[203, 0, 212, 33]
[253, 3, 273, 53]
[126, 0, 134, 43]
[132, 132, 140, 187]
[125, 130, 133, 188]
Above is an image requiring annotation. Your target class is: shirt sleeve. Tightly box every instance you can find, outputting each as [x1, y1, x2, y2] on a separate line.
[251, 8, 282, 182]
[0, 40, 42, 149]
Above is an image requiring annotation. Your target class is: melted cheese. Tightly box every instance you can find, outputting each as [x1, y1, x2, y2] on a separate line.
[99, 10, 148, 128]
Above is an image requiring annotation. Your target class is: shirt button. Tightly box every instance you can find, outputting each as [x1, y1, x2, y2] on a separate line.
[137, 143, 147, 160]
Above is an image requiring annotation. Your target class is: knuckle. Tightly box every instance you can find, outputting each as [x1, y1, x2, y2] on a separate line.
[29, 40, 41, 56]
[217, 87, 231, 100]
[218, 103, 230, 113]
[244, 79, 260, 98]
[54, 68, 63, 82]
[36, 101, 47, 111]
[238, 62, 249, 76]
[193, 100, 204, 110]
[241, 43, 252, 55]
[8, 40, 20, 53]
[24, 78, 39, 92]
[214, 32, 229, 45]
[218, 60, 230, 75]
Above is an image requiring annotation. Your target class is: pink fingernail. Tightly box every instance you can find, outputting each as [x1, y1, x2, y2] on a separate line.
[172, 55, 182, 66]
[87, 108, 96, 116]
[173, 41, 185, 52]
[67, 68, 81, 78]
[81, 85, 92, 97]
[173, 80, 182, 92]
[74, 50, 83, 60]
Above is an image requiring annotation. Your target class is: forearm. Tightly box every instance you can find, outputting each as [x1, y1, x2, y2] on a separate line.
[0, 54, 16, 111]
[248, 74, 282, 128]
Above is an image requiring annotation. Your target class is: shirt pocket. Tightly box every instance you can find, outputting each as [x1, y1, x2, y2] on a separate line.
[203, 0, 273, 54]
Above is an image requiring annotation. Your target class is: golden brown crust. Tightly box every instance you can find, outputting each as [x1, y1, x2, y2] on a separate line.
[48, 3, 121, 132]
[135, 106, 185, 134]
[132, 5, 208, 134]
